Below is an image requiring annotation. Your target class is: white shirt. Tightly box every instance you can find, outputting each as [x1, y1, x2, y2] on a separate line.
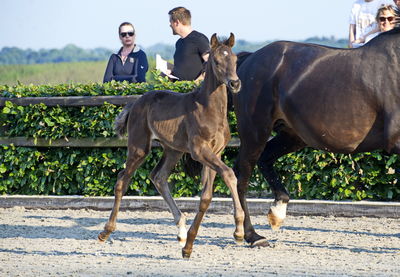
[365, 31, 380, 43]
[349, 0, 393, 40]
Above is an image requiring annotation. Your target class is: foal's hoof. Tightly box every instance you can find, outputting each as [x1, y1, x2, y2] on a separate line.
[250, 238, 270, 248]
[176, 215, 187, 247]
[98, 232, 110, 242]
[182, 248, 192, 259]
[233, 233, 245, 244]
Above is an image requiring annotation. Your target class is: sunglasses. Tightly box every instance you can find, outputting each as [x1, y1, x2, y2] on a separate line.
[379, 16, 394, 23]
[120, 32, 134, 38]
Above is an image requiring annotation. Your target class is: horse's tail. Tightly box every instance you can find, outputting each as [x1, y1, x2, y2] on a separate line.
[236, 51, 253, 69]
[114, 103, 134, 138]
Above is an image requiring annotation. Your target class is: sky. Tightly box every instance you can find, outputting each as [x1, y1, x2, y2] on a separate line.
[1, 0, 356, 51]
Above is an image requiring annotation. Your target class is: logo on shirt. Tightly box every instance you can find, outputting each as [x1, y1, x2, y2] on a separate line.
[129, 57, 134, 63]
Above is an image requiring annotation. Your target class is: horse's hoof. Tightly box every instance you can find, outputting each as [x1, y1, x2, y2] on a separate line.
[177, 236, 187, 247]
[267, 201, 287, 231]
[182, 249, 191, 259]
[267, 212, 284, 231]
[250, 238, 270, 248]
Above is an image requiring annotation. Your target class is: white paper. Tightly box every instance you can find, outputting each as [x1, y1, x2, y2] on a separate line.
[156, 54, 167, 72]
[156, 54, 179, 80]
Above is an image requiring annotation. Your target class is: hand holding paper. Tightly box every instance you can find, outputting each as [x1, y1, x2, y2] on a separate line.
[156, 54, 178, 80]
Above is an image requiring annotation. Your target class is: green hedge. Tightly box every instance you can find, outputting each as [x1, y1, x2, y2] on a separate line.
[1, 77, 399, 200]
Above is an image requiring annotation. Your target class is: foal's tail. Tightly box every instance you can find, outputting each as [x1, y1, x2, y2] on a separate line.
[114, 103, 134, 138]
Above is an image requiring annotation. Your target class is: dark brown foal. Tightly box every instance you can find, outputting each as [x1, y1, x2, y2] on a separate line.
[98, 33, 243, 259]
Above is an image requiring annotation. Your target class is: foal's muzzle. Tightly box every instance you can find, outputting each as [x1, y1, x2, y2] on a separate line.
[228, 79, 241, 93]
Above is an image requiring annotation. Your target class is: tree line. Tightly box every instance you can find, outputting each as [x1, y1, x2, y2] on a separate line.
[0, 44, 112, 65]
[0, 36, 347, 65]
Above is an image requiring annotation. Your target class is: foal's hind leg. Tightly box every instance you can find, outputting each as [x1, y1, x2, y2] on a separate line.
[149, 148, 187, 245]
[98, 144, 150, 242]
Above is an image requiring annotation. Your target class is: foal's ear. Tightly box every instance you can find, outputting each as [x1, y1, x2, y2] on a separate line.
[225, 33, 235, 48]
[210, 33, 219, 49]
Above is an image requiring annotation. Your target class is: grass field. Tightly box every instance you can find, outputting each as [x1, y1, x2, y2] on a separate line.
[0, 59, 156, 85]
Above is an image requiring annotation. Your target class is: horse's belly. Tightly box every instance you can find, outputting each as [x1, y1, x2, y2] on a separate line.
[304, 135, 362, 153]
[280, 98, 381, 153]
[300, 122, 383, 153]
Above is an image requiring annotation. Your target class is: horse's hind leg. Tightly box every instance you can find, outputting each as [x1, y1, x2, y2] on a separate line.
[98, 144, 150, 242]
[149, 148, 186, 245]
[257, 131, 305, 230]
[182, 166, 216, 259]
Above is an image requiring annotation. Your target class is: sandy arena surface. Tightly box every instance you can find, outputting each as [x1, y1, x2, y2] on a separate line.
[0, 207, 399, 276]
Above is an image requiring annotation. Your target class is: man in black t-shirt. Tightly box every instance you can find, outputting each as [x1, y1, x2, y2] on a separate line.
[168, 7, 210, 81]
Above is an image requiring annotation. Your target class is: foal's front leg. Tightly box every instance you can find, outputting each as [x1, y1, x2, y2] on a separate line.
[182, 145, 244, 258]
[195, 148, 245, 243]
[182, 166, 216, 258]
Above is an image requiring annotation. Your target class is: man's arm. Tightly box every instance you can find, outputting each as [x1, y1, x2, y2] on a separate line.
[353, 26, 380, 44]
[202, 52, 209, 62]
[349, 24, 356, 48]
[193, 53, 210, 82]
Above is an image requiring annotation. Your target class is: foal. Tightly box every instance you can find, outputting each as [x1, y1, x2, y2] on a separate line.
[98, 33, 243, 258]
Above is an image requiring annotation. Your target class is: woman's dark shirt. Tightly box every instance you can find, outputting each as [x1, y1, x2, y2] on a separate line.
[172, 30, 210, 81]
[103, 46, 148, 83]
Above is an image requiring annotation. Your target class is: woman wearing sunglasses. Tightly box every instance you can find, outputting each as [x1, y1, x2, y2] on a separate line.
[353, 5, 397, 46]
[103, 22, 148, 83]
[349, 0, 393, 48]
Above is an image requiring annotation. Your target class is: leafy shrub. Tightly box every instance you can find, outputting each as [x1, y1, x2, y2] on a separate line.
[1, 79, 399, 200]
[275, 149, 399, 201]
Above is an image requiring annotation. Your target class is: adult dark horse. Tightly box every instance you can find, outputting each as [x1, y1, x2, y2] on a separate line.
[233, 28, 400, 247]
[98, 33, 243, 258]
